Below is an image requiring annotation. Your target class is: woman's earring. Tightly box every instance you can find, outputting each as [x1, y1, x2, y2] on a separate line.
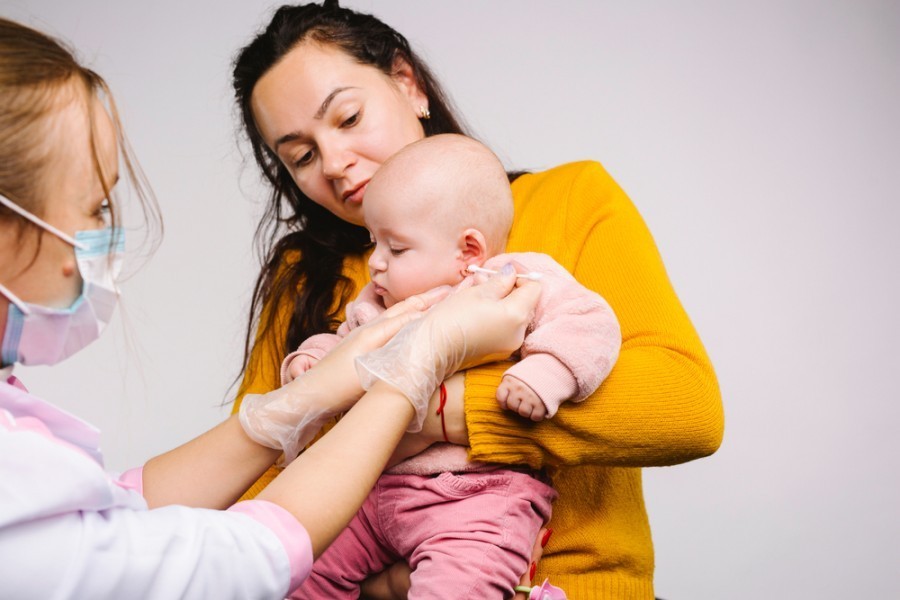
[419, 105, 431, 120]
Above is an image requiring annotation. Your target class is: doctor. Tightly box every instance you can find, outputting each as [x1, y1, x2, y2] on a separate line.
[0, 18, 540, 598]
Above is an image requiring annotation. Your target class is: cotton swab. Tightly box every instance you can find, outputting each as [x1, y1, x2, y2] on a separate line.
[467, 264, 543, 281]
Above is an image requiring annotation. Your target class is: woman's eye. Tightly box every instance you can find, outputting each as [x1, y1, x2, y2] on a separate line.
[341, 111, 360, 128]
[294, 149, 314, 168]
[94, 199, 111, 220]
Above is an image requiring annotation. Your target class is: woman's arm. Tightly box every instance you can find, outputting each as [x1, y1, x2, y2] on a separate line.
[256, 268, 540, 556]
[142, 287, 449, 509]
[226, 255, 373, 500]
[463, 161, 724, 469]
[143, 342, 371, 509]
[257, 380, 414, 556]
[142, 415, 281, 509]
[383, 372, 467, 468]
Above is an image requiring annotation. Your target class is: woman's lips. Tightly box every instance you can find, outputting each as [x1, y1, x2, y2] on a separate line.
[343, 180, 369, 204]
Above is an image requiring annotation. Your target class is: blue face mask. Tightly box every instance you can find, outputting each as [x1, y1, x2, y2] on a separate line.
[0, 193, 124, 366]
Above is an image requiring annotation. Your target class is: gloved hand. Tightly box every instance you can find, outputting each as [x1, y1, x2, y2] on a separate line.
[356, 263, 541, 432]
[239, 286, 451, 463]
[238, 385, 336, 466]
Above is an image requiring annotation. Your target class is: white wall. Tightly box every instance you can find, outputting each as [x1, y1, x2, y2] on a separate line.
[3, 1, 898, 597]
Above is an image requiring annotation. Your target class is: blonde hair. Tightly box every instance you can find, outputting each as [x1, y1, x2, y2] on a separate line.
[0, 17, 160, 254]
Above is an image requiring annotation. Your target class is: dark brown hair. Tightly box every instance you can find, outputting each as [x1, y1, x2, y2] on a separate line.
[232, 1, 470, 393]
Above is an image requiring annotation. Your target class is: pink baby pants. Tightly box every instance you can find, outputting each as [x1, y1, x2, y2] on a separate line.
[294, 469, 556, 599]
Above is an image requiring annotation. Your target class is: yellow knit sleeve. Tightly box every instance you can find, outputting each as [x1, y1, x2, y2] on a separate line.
[465, 161, 724, 468]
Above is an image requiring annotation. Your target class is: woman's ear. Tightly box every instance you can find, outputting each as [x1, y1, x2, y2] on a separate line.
[390, 55, 428, 113]
[458, 228, 488, 272]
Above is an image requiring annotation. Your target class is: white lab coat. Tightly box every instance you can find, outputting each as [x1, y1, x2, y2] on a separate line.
[0, 371, 312, 599]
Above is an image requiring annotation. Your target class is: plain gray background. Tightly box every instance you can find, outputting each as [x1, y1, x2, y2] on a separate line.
[4, 1, 898, 598]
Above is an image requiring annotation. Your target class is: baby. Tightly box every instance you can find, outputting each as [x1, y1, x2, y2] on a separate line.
[284, 134, 620, 422]
[287, 134, 620, 597]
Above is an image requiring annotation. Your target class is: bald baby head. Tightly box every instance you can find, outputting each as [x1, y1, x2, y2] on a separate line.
[364, 134, 513, 256]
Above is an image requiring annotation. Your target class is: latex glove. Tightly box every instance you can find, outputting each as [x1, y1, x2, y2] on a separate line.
[238, 386, 333, 467]
[356, 263, 541, 431]
[239, 286, 451, 463]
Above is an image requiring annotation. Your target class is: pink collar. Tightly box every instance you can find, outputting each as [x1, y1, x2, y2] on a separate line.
[0, 378, 103, 465]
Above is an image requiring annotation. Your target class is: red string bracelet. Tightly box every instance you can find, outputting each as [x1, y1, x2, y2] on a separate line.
[435, 382, 450, 443]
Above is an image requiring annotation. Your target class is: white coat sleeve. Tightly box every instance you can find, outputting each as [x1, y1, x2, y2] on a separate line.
[0, 411, 312, 599]
[1, 501, 312, 599]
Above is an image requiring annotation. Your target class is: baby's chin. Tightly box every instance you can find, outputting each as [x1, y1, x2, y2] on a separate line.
[376, 288, 400, 308]
[382, 274, 467, 308]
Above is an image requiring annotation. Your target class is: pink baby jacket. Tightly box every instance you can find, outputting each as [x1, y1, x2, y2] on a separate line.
[282, 252, 621, 475]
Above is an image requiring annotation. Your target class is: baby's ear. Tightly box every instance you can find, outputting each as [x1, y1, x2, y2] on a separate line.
[459, 228, 488, 266]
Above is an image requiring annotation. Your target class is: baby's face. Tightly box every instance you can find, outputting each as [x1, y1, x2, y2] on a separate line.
[364, 182, 466, 308]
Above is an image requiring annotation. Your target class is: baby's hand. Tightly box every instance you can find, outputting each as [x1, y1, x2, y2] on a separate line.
[286, 354, 318, 384]
[497, 375, 547, 421]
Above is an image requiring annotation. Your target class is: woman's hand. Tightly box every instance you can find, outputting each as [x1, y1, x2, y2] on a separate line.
[419, 264, 540, 371]
[238, 286, 450, 462]
[360, 562, 412, 600]
[259, 270, 542, 562]
[357, 265, 541, 432]
[513, 526, 551, 599]
[303, 284, 452, 400]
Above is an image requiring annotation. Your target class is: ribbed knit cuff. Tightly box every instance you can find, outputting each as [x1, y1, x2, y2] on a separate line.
[540, 572, 654, 599]
[464, 363, 546, 468]
[503, 353, 577, 418]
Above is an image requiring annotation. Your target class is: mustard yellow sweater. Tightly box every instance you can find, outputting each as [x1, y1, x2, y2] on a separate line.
[233, 161, 724, 598]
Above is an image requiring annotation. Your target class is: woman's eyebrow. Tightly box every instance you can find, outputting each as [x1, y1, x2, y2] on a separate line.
[314, 86, 357, 119]
[274, 86, 358, 152]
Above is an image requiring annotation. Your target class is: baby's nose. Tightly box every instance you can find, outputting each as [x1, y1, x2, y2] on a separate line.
[368, 251, 386, 273]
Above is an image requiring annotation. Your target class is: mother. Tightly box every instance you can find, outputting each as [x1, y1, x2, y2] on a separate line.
[231, 2, 724, 596]
[0, 16, 541, 598]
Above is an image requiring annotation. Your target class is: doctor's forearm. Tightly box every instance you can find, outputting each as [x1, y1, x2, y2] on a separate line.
[142, 415, 281, 509]
[258, 381, 414, 557]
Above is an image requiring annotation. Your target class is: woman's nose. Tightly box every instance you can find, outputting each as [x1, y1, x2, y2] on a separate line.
[320, 139, 355, 180]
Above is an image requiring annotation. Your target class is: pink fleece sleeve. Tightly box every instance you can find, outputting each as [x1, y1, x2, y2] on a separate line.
[227, 500, 313, 593]
[342, 282, 386, 329]
[280, 334, 342, 385]
[280, 283, 388, 386]
[487, 252, 622, 417]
